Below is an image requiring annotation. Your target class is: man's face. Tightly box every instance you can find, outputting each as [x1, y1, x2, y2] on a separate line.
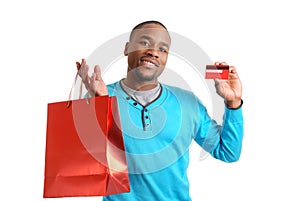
[124, 23, 171, 82]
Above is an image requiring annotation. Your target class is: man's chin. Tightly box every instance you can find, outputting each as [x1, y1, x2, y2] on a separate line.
[131, 68, 155, 81]
[135, 72, 156, 82]
[137, 75, 156, 82]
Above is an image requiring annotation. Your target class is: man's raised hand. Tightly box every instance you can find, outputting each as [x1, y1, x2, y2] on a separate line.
[76, 58, 108, 96]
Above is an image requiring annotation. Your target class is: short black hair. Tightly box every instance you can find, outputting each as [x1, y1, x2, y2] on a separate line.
[129, 20, 170, 41]
[132, 20, 168, 31]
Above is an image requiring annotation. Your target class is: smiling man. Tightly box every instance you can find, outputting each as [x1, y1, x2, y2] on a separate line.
[123, 22, 171, 90]
[77, 20, 244, 201]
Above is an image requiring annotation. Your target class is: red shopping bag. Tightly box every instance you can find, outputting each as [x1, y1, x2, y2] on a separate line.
[43, 88, 130, 197]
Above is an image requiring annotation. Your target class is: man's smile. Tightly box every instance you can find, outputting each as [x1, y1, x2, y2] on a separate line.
[139, 57, 159, 68]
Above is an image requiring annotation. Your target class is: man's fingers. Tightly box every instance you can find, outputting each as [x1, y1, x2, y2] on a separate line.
[229, 66, 237, 74]
[228, 66, 239, 79]
[214, 61, 228, 66]
[94, 65, 102, 80]
[77, 62, 90, 84]
[212, 61, 239, 80]
[214, 78, 226, 86]
[214, 61, 227, 66]
[81, 58, 86, 66]
[76, 59, 107, 96]
[76, 62, 81, 70]
[79, 65, 89, 76]
[76, 58, 87, 70]
[94, 65, 101, 74]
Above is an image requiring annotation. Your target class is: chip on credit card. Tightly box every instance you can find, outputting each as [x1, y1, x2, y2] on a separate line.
[205, 65, 229, 80]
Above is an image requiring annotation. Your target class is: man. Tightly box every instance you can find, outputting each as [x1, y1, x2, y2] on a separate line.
[77, 20, 244, 201]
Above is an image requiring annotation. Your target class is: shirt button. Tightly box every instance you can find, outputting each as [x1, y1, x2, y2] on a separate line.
[145, 116, 149, 119]
[126, 97, 130, 100]
[133, 102, 137, 106]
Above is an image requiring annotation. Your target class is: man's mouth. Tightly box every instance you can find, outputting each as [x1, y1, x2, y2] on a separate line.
[140, 58, 159, 68]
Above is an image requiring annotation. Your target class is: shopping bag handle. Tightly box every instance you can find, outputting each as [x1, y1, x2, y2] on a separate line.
[66, 72, 91, 108]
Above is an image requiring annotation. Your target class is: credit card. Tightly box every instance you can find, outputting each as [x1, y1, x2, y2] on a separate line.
[205, 65, 229, 79]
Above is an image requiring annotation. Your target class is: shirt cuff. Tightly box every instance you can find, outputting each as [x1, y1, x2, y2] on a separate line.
[225, 99, 243, 110]
[224, 101, 244, 123]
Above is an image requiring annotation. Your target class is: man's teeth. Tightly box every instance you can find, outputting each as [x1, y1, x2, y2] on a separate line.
[143, 61, 154, 66]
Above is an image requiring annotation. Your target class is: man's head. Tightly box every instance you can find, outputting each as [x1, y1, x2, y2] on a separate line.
[129, 20, 170, 42]
[124, 21, 171, 88]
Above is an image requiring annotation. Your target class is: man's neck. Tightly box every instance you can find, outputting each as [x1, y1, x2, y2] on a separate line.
[122, 78, 158, 91]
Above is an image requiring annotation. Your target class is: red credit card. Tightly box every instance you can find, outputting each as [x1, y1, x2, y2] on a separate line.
[205, 65, 229, 80]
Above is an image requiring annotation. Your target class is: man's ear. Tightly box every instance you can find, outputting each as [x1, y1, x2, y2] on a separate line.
[124, 42, 129, 56]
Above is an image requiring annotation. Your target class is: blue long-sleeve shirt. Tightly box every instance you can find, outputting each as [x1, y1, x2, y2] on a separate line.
[103, 81, 244, 201]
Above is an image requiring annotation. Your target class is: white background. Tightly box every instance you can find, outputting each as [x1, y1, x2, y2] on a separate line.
[1, 0, 299, 200]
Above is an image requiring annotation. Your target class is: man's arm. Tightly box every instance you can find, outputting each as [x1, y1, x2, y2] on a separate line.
[194, 63, 244, 162]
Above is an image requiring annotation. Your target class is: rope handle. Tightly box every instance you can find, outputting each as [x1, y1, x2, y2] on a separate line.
[66, 71, 91, 108]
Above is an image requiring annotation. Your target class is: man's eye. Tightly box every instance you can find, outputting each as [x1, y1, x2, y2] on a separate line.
[140, 41, 150, 47]
[159, 47, 168, 53]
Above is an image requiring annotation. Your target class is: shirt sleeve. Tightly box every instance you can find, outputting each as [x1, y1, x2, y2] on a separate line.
[194, 100, 244, 162]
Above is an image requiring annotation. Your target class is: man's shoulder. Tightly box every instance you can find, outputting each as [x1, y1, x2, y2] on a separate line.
[107, 81, 120, 96]
[107, 81, 118, 88]
[161, 83, 204, 106]
[162, 83, 195, 97]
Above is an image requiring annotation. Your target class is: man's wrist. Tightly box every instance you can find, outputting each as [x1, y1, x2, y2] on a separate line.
[225, 99, 243, 109]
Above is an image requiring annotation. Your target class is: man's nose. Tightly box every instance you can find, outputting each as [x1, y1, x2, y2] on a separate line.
[146, 48, 159, 58]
